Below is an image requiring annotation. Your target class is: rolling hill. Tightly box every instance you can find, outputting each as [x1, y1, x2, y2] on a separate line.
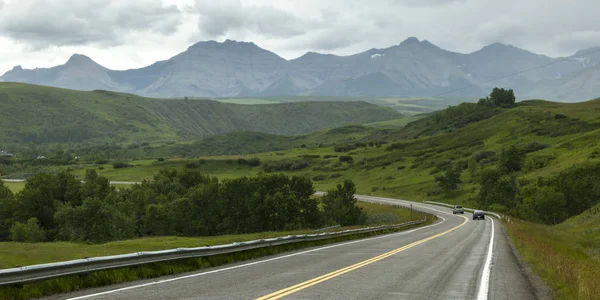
[0, 83, 401, 144]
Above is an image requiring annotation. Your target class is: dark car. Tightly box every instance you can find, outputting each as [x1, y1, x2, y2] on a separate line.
[473, 210, 485, 220]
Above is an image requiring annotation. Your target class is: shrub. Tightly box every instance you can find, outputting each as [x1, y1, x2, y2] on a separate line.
[10, 218, 45, 243]
[323, 155, 338, 159]
[334, 144, 357, 153]
[312, 175, 326, 181]
[339, 156, 353, 162]
[554, 113, 568, 119]
[524, 141, 551, 153]
[113, 161, 133, 169]
[299, 155, 321, 159]
[157, 158, 165, 162]
[473, 151, 496, 162]
[247, 158, 261, 167]
[95, 159, 108, 165]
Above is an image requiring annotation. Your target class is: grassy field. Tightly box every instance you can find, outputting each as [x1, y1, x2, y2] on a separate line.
[3, 181, 24, 193]
[506, 203, 600, 300]
[214, 98, 280, 105]
[24, 98, 595, 211]
[365, 115, 427, 129]
[0, 202, 421, 269]
[0, 83, 401, 144]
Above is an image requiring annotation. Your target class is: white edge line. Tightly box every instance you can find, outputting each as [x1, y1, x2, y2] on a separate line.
[476, 217, 495, 300]
[67, 216, 447, 300]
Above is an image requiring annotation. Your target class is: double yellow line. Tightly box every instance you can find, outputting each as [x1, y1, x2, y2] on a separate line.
[256, 215, 468, 300]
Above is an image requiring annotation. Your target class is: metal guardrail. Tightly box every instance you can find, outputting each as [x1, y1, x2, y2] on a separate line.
[0, 219, 426, 286]
[424, 201, 503, 219]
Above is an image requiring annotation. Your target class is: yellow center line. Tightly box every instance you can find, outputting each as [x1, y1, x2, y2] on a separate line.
[256, 215, 469, 300]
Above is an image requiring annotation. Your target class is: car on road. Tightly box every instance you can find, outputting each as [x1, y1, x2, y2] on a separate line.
[473, 210, 485, 220]
[452, 205, 464, 214]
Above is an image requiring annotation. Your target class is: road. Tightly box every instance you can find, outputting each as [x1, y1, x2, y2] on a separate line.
[1, 179, 141, 185]
[42, 195, 539, 300]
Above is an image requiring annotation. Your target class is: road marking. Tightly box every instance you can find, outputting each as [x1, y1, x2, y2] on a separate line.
[476, 217, 495, 300]
[65, 217, 446, 300]
[256, 215, 469, 300]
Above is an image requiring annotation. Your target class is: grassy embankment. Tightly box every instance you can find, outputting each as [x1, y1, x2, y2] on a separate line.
[506, 203, 600, 300]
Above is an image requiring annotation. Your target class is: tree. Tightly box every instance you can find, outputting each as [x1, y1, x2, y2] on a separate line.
[517, 184, 567, 224]
[489, 87, 516, 108]
[322, 180, 365, 226]
[435, 165, 462, 192]
[499, 145, 524, 173]
[10, 217, 46, 243]
[477, 169, 518, 209]
[0, 182, 17, 240]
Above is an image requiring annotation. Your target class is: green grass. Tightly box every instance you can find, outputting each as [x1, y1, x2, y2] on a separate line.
[214, 98, 280, 105]
[0, 83, 401, 144]
[365, 115, 427, 129]
[3, 181, 24, 193]
[506, 203, 600, 300]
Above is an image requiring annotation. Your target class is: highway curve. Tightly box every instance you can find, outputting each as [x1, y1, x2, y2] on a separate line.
[46, 195, 539, 300]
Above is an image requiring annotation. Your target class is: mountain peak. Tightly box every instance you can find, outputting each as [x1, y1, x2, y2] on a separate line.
[65, 54, 99, 67]
[189, 39, 259, 50]
[399, 37, 420, 46]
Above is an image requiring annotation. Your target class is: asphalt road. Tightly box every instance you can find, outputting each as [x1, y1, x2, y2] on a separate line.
[42, 195, 539, 300]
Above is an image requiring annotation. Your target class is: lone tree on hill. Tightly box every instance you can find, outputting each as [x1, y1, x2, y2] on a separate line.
[478, 87, 516, 108]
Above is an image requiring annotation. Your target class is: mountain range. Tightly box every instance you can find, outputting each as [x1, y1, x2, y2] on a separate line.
[1, 38, 599, 101]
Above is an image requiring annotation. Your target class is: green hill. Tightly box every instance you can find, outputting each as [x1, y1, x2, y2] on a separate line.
[0, 83, 401, 144]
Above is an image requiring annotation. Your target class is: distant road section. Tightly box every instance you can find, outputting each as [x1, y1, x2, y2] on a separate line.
[1, 179, 141, 185]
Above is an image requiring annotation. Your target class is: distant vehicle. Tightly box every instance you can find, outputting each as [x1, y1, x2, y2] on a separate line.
[452, 205, 464, 214]
[473, 210, 485, 220]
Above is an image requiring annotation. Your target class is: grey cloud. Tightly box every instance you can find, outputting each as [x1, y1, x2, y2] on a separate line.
[0, 0, 182, 49]
[194, 0, 317, 38]
[553, 30, 600, 55]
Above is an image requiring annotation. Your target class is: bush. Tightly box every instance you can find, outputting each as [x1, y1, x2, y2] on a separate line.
[334, 144, 357, 153]
[524, 155, 555, 172]
[185, 161, 202, 169]
[323, 155, 338, 159]
[10, 218, 45, 242]
[339, 156, 353, 162]
[554, 113, 568, 119]
[524, 141, 551, 153]
[95, 159, 108, 165]
[299, 155, 321, 159]
[244, 158, 260, 167]
[312, 175, 326, 181]
[157, 158, 165, 162]
[113, 161, 133, 169]
[473, 151, 496, 162]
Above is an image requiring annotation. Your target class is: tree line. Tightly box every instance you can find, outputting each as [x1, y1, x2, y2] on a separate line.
[434, 144, 600, 224]
[0, 170, 366, 243]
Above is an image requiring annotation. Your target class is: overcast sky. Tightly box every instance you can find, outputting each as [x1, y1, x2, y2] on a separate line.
[0, 0, 599, 72]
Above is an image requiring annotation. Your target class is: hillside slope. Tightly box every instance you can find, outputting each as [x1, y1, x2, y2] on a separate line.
[0, 83, 401, 144]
